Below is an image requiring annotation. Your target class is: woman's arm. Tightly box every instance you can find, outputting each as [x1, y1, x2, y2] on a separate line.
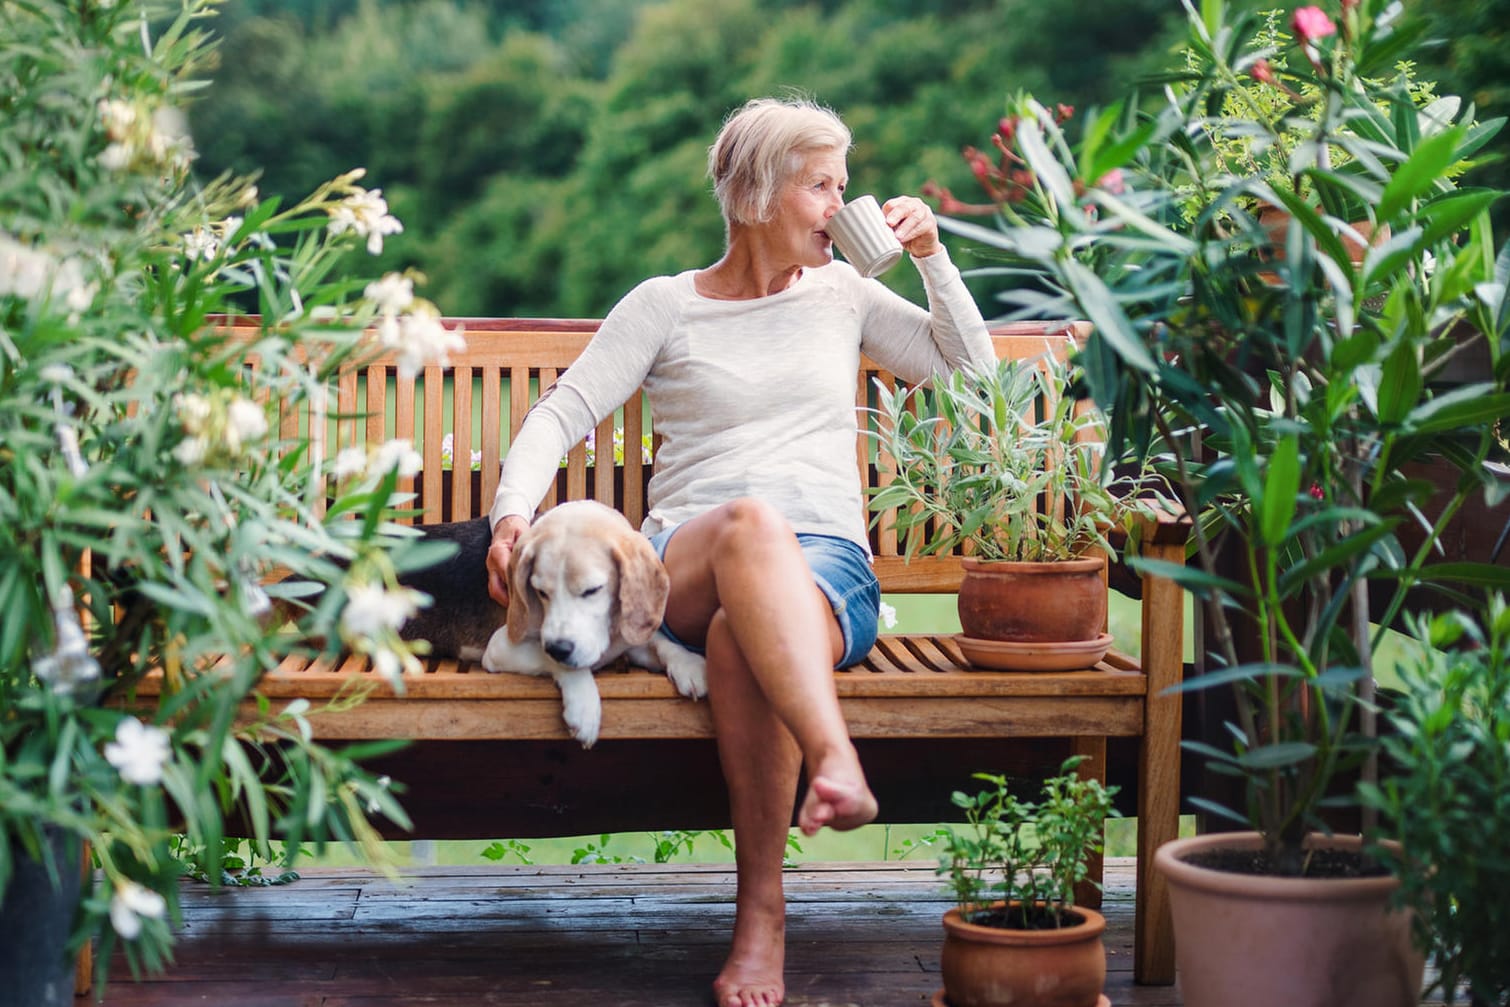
[859, 197, 994, 384]
[484, 279, 673, 604]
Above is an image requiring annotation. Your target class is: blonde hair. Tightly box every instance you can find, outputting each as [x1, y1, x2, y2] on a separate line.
[708, 96, 852, 226]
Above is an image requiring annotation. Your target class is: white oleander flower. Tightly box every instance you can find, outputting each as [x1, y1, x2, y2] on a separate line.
[172, 435, 208, 466]
[391, 310, 465, 380]
[98, 98, 136, 140]
[332, 446, 369, 481]
[224, 396, 269, 452]
[182, 225, 219, 261]
[0, 235, 50, 299]
[98, 142, 131, 171]
[372, 438, 423, 478]
[174, 392, 212, 433]
[146, 105, 194, 170]
[32, 588, 101, 695]
[328, 185, 403, 255]
[879, 601, 898, 629]
[110, 881, 167, 940]
[340, 583, 422, 640]
[104, 717, 172, 786]
[365, 272, 415, 315]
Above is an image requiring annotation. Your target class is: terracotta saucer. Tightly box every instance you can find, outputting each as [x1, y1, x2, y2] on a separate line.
[930, 992, 1111, 1007]
[954, 631, 1115, 672]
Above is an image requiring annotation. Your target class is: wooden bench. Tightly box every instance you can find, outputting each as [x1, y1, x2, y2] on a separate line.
[138, 315, 1186, 985]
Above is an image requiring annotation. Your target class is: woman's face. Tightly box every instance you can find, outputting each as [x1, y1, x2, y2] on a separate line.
[768, 149, 848, 270]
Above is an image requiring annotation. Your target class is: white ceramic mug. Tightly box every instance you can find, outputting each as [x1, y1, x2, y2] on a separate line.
[826, 194, 904, 278]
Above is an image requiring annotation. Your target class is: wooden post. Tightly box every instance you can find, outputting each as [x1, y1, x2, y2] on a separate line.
[1134, 536, 1185, 985]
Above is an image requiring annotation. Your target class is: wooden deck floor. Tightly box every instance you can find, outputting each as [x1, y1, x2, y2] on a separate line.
[98, 857, 1446, 1006]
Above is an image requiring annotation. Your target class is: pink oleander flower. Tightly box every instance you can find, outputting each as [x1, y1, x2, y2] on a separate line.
[1250, 58, 1277, 85]
[1291, 5, 1336, 43]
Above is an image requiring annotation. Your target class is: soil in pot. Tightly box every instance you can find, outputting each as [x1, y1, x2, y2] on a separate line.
[1183, 845, 1391, 879]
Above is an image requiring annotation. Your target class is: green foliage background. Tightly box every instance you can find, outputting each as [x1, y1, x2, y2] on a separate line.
[189, 0, 1189, 317]
[189, 0, 1507, 319]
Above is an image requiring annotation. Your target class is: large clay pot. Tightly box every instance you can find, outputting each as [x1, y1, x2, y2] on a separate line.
[1155, 832, 1423, 1007]
[956, 556, 1107, 644]
[939, 901, 1107, 1007]
[0, 828, 82, 1007]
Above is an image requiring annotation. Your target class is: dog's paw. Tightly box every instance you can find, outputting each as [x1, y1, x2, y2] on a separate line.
[658, 641, 708, 701]
[481, 628, 548, 677]
[556, 669, 602, 748]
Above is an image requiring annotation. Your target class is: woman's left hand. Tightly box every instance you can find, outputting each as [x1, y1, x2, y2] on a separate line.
[882, 195, 942, 259]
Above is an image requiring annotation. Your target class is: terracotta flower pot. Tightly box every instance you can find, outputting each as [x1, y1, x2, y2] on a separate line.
[939, 901, 1107, 1007]
[1155, 832, 1423, 1007]
[956, 556, 1107, 643]
[1256, 203, 1387, 284]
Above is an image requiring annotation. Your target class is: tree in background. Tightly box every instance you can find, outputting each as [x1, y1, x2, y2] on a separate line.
[186, 0, 1292, 317]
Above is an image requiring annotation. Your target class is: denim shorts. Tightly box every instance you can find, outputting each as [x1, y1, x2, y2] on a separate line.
[647, 527, 881, 669]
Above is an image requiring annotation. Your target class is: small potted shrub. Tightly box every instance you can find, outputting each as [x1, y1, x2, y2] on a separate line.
[866, 352, 1168, 669]
[1361, 598, 1510, 1007]
[933, 756, 1118, 1007]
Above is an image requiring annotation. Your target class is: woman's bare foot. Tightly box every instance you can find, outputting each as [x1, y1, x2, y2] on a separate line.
[797, 769, 878, 835]
[713, 900, 786, 1007]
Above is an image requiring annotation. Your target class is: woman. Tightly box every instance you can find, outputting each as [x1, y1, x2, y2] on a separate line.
[485, 96, 993, 1007]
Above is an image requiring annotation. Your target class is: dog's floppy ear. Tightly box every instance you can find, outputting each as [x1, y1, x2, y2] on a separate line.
[614, 532, 670, 646]
[505, 534, 543, 643]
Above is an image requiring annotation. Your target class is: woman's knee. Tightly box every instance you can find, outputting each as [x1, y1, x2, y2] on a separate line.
[710, 497, 795, 552]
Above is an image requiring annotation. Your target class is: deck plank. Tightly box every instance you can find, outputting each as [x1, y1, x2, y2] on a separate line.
[100, 858, 1450, 1006]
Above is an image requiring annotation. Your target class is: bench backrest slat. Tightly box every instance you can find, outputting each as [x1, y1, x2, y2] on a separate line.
[225, 318, 1083, 594]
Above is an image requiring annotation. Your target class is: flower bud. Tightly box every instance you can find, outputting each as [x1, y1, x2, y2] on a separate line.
[1291, 5, 1336, 42]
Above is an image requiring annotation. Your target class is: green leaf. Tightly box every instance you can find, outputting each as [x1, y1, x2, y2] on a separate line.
[1414, 562, 1510, 589]
[1125, 556, 1248, 600]
[1061, 260, 1158, 373]
[133, 580, 215, 617]
[1238, 741, 1317, 769]
[1376, 125, 1467, 223]
[1376, 339, 1423, 426]
[1260, 434, 1300, 547]
[1162, 662, 1305, 694]
[1405, 388, 1510, 435]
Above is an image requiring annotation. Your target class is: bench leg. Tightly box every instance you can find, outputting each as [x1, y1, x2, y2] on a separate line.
[75, 842, 93, 998]
[1134, 546, 1184, 985]
[1070, 736, 1106, 911]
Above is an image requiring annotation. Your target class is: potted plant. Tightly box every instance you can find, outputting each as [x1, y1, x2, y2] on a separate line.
[933, 756, 1118, 1007]
[928, 0, 1510, 1002]
[866, 351, 1170, 669]
[0, 1, 463, 997]
[1360, 597, 1510, 1007]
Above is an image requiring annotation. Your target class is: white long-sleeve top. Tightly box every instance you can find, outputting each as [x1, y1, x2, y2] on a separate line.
[488, 249, 994, 554]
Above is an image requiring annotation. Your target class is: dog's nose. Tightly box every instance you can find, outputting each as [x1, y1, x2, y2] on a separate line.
[544, 640, 576, 664]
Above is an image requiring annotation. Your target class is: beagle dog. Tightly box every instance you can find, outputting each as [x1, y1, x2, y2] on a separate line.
[481, 500, 707, 747]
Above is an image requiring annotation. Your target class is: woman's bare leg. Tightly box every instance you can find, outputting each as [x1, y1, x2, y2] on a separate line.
[705, 610, 798, 1007]
[661, 499, 877, 833]
[659, 499, 878, 1007]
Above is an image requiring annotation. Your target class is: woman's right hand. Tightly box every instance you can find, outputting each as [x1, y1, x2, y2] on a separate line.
[486, 515, 530, 607]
